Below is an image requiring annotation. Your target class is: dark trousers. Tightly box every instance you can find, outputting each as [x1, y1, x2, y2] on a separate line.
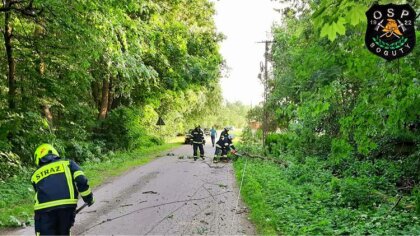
[215, 147, 229, 156]
[35, 207, 76, 235]
[193, 143, 204, 160]
[214, 147, 229, 161]
[211, 136, 215, 146]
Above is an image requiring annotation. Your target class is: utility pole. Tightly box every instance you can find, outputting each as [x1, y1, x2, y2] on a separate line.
[257, 40, 275, 148]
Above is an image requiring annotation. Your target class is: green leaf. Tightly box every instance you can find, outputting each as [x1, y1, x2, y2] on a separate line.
[320, 23, 336, 41]
[335, 18, 346, 36]
[320, 23, 329, 38]
[346, 4, 366, 26]
[321, 19, 345, 42]
[327, 23, 337, 41]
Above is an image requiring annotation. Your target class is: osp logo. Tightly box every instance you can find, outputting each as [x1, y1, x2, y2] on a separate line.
[365, 4, 416, 61]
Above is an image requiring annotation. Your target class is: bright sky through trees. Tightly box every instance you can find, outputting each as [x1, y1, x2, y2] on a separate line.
[211, 0, 282, 105]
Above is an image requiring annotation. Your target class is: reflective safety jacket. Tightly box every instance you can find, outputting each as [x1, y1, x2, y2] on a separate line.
[220, 130, 229, 139]
[191, 128, 205, 144]
[216, 138, 235, 151]
[31, 156, 92, 213]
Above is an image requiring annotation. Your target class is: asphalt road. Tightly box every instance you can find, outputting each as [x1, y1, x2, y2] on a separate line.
[5, 139, 255, 235]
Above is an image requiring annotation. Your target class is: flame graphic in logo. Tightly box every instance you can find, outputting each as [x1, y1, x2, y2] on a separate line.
[382, 19, 403, 38]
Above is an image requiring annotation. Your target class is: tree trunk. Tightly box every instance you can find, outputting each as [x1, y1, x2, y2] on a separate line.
[98, 78, 109, 119]
[42, 104, 53, 125]
[4, 10, 16, 110]
[91, 80, 100, 109]
[107, 77, 113, 112]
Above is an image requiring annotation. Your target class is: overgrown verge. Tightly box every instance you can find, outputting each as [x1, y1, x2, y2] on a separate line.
[237, 2, 420, 234]
[234, 142, 420, 235]
[0, 138, 182, 228]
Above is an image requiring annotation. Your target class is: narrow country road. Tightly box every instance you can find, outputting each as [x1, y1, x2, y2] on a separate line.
[6, 138, 255, 235]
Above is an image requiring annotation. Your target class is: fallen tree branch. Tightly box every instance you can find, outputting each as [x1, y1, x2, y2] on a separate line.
[240, 151, 288, 167]
[389, 195, 403, 212]
[204, 161, 228, 169]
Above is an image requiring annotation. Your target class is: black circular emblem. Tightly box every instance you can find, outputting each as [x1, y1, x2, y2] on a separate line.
[365, 4, 416, 61]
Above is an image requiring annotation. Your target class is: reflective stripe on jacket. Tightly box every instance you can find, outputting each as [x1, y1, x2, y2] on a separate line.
[31, 158, 92, 212]
[216, 139, 229, 150]
[191, 128, 205, 144]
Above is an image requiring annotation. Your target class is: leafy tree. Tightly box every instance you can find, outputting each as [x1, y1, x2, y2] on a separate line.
[0, 0, 225, 166]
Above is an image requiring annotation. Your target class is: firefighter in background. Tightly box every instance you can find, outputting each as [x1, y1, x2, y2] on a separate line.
[220, 127, 230, 139]
[191, 125, 205, 161]
[220, 127, 236, 149]
[214, 134, 237, 163]
[32, 144, 94, 235]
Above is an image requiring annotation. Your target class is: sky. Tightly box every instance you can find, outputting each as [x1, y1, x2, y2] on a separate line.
[211, 0, 283, 106]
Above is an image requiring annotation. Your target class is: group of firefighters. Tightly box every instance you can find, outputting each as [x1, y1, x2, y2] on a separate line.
[189, 125, 237, 163]
[29, 126, 237, 235]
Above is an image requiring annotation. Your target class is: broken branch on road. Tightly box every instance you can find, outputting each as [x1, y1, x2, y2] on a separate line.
[142, 191, 158, 194]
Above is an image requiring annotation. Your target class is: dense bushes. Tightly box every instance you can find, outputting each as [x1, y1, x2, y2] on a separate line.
[0, 112, 56, 164]
[241, 112, 418, 234]
[0, 152, 23, 181]
[242, 128, 419, 206]
[265, 133, 292, 155]
[234, 151, 420, 235]
[95, 108, 152, 151]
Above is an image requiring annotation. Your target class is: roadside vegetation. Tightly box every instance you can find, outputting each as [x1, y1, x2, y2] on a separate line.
[234, 144, 419, 234]
[234, 0, 419, 235]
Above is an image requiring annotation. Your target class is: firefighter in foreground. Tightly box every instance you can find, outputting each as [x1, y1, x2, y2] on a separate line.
[214, 134, 237, 163]
[191, 125, 205, 160]
[31, 144, 94, 235]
